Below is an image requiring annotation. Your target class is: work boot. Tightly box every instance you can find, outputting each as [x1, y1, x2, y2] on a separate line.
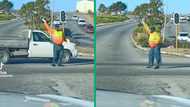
[146, 65, 153, 68]
[51, 64, 56, 67]
[57, 64, 64, 67]
[154, 65, 159, 69]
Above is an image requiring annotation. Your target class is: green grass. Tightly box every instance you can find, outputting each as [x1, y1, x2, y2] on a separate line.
[0, 13, 16, 21]
[97, 15, 129, 24]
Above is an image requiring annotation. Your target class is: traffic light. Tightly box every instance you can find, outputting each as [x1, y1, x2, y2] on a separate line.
[60, 11, 65, 21]
[174, 13, 179, 24]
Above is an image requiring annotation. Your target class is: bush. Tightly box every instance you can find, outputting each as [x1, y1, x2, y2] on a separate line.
[134, 26, 144, 33]
[177, 41, 190, 48]
[133, 32, 149, 47]
[0, 13, 16, 21]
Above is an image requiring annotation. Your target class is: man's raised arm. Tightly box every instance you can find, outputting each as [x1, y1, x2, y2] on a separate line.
[142, 18, 150, 35]
[41, 17, 53, 36]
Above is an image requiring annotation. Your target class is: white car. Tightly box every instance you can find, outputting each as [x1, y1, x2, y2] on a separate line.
[78, 18, 86, 26]
[177, 32, 190, 42]
[53, 20, 62, 25]
[72, 15, 78, 21]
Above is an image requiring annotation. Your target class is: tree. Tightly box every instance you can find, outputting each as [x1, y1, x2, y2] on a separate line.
[109, 2, 118, 14]
[98, 3, 107, 15]
[0, 0, 13, 12]
[133, 3, 149, 17]
[116, 1, 127, 14]
[19, 2, 35, 17]
[133, 0, 164, 31]
[109, 1, 127, 15]
[19, 0, 50, 29]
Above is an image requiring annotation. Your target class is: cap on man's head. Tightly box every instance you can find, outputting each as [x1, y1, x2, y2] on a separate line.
[54, 24, 60, 29]
[150, 26, 156, 33]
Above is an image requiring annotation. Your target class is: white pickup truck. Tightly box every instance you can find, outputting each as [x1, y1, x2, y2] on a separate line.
[0, 29, 77, 64]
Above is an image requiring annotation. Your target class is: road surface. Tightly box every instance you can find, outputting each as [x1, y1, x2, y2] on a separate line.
[65, 13, 93, 48]
[96, 19, 190, 106]
[0, 17, 93, 101]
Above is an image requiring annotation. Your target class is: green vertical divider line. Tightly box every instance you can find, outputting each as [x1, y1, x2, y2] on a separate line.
[93, 0, 96, 106]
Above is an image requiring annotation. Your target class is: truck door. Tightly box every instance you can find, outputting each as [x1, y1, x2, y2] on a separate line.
[28, 31, 53, 57]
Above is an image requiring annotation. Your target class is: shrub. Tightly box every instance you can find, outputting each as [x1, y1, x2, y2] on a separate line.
[134, 32, 149, 47]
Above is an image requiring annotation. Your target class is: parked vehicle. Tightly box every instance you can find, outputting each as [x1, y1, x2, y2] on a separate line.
[72, 15, 78, 21]
[177, 32, 190, 42]
[84, 24, 94, 33]
[0, 30, 77, 63]
[78, 18, 86, 26]
[53, 20, 62, 25]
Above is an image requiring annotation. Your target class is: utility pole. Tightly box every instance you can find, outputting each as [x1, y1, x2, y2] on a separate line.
[162, 0, 167, 43]
[176, 24, 179, 51]
[50, 0, 54, 27]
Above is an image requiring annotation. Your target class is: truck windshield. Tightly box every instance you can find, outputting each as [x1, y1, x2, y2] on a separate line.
[180, 33, 188, 37]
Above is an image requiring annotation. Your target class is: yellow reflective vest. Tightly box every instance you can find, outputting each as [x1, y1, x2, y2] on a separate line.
[44, 22, 65, 45]
[142, 21, 161, 48]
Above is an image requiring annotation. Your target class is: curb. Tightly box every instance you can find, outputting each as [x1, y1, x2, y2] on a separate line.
[130, 33, 190, 58]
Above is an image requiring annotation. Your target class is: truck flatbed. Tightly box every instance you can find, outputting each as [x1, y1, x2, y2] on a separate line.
[0, 35, 28, 49]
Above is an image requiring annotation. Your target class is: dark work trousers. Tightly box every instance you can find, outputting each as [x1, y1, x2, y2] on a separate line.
[52, 44, 64, 65]
[148, 45, 161, 66]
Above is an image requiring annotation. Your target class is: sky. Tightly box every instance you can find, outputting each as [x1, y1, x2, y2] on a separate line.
[8, 0, 77, 12]
[96, 0, 190, 14]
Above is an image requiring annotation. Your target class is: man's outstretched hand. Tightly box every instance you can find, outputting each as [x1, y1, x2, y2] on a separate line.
[141, 18, 145, 24]
[40, 16, 46, 23]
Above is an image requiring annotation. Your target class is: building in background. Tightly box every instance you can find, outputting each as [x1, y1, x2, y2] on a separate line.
[76, 0, 94, 13]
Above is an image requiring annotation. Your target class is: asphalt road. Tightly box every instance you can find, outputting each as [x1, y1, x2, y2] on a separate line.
[0, 17, 93, 101]
[65, 13, 93, 48]
[96, 19, 190, 106]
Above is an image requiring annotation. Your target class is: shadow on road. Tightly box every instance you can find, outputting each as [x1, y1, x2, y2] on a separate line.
[7, 57, 93, 65]
[72, 33, 84, 36]
[97, 62, 190, 68]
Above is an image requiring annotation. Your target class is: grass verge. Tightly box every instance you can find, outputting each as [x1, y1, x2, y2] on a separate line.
[97, 15, 129, 24]
[0, 13, 16, 21]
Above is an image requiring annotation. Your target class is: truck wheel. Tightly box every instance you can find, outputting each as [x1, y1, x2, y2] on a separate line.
[62, 50, 71, 63]
[0, 51, 9, 64]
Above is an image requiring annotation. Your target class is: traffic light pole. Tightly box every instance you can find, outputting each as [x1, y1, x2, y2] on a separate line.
[174, 13, 180, 52]
[50, 0, 54, 27]
[176, 24, 179, 51]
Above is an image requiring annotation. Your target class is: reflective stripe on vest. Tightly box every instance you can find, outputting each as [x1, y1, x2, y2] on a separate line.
[149, 32, 160, 44]
[52, 30, 64, 45]
[55, 31, 63, 37]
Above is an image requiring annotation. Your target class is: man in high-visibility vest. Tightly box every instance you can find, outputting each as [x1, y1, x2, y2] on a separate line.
[41, 17, 65, 67]
[142, 18, 161, 69]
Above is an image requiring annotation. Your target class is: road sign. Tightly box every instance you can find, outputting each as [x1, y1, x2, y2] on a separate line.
[60, 11, 65, 21]
[174, 13, 179, 24]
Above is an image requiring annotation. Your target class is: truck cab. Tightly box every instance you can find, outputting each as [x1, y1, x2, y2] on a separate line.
[28, 30, 77, 63]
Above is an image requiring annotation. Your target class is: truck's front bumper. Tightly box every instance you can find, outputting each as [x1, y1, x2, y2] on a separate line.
[72, 48, 78, 58]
